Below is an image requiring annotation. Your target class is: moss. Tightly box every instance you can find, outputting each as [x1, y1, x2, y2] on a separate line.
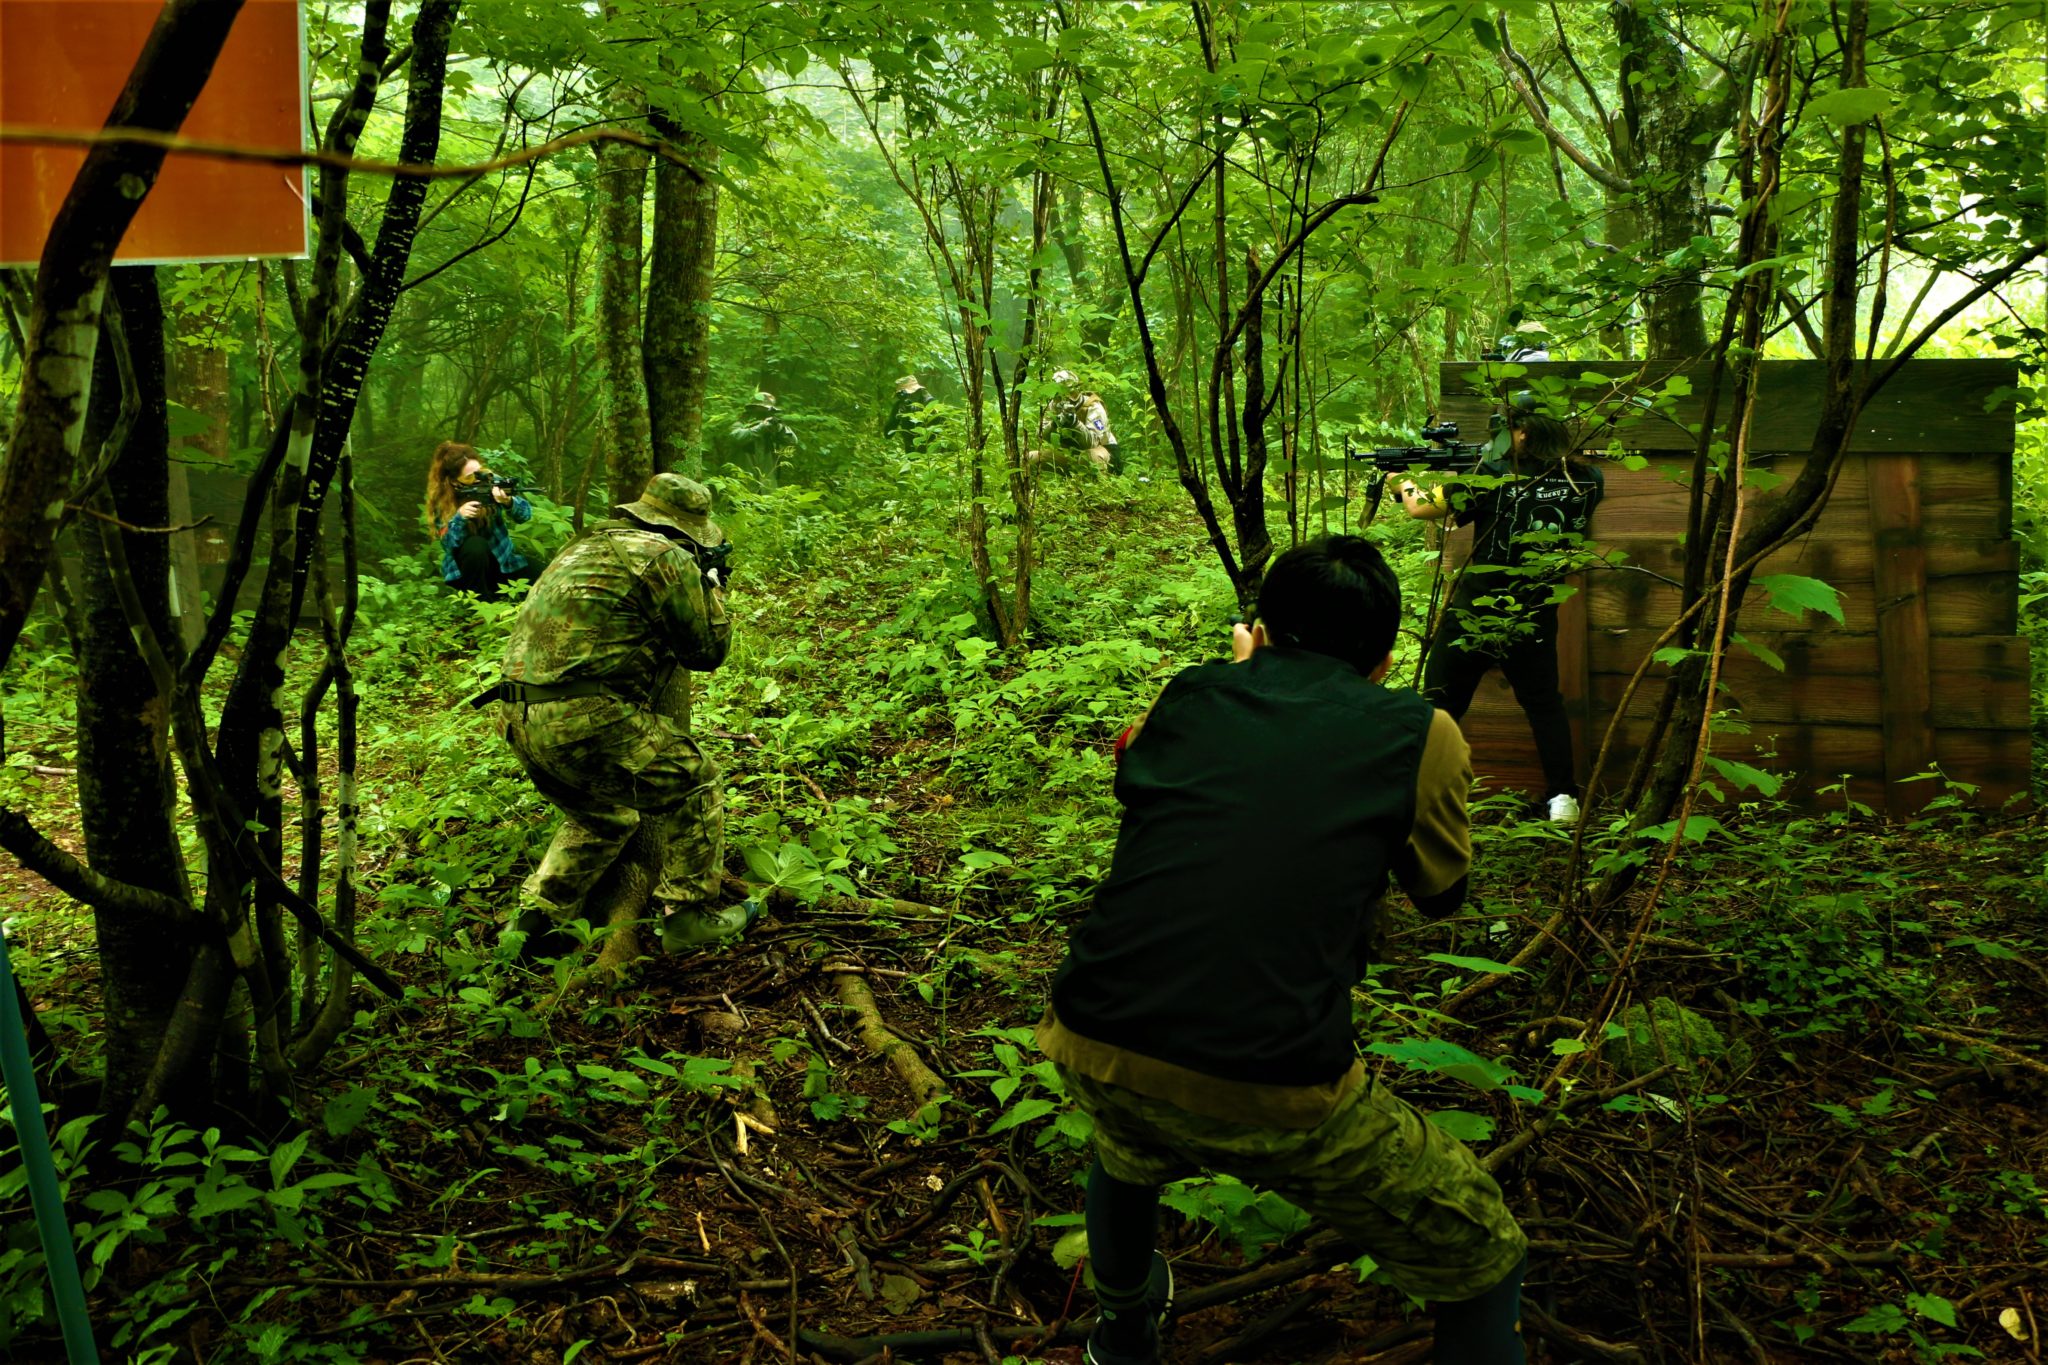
[1608, 996, 1752, 1084]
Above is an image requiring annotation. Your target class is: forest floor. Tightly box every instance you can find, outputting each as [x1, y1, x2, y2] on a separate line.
[12, 764, 2048, 1363]
[6, 474, 2048, 1363]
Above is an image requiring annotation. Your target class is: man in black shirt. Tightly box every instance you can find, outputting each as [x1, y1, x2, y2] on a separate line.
[1399, 402, 1603, 823]
[1038, 537, 1527, 1365]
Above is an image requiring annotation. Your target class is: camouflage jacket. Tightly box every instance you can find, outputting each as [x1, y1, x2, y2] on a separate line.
[501, 519, 729, 703]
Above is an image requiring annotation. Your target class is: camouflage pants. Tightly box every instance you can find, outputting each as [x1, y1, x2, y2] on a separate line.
[1058, 1066, 1526, 1302]
[498, 695, 722, 922]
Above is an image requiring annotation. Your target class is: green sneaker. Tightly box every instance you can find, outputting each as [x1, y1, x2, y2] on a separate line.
[660, 898, 763, 954]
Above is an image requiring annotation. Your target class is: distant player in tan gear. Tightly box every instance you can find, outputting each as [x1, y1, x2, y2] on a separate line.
[477, 472, 753, 960]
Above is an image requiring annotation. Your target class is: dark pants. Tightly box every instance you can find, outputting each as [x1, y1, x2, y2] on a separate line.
[445, 535, 534, 599]
[1424, 600, 1578, 799]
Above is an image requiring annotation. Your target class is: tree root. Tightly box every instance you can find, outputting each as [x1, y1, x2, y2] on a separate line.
[833, 968, 947, 1117]
[1187, 1286, 1331, 1364]
[1523, 1304, 1646, 1362]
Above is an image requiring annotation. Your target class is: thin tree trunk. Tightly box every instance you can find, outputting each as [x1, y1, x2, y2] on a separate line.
[73, 268, 198, 1121]
[645, 107, 719, 474]
[596, 131, 653, 505]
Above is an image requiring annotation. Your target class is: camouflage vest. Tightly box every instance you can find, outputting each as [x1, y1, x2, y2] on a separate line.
[501, 520, 724, 703]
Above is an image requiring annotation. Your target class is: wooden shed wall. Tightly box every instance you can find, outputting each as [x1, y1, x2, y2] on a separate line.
[1432, 360, 2028, 814]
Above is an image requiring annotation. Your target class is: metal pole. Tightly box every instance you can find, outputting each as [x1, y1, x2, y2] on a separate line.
[0, 922, 100, 1363]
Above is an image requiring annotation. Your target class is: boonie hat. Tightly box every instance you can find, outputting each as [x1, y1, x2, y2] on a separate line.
[616, 472, 724, 545]
[895, 374, 921, 392]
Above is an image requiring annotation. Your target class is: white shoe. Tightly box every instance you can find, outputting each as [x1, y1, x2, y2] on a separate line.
[1546, 793, 1581, 825]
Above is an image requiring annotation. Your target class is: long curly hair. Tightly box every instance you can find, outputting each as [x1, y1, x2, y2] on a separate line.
[424, 440, 480, 538]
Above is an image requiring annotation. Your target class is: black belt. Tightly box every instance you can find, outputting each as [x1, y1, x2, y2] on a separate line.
[466, 678, 617, 709]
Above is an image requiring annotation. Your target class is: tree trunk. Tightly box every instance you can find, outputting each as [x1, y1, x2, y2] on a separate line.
[644, 107, 719, 475]
[1611, 0, 1726, 357]
[596, 132, 653, 506]
[164, 285, 230, 652]
[73, 268, 199, 1120]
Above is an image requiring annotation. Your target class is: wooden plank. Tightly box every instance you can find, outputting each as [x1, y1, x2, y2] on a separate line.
[1583, 566, 2015, 636]
[1931, 729, 2034, 810]
[1549, 455, 2004, 546]
[1438, 360, 2019, 454]
[1575, 718, 2030, 811]
[1557, 572, 1591, 793]
[1592, 533, 2016, 591]
[1866, 453, 1935, 813]
[1581, 634, 2031, 736]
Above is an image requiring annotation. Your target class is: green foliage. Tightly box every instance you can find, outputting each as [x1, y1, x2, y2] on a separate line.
[1607, 997, 1753, 1084]
[0, 1108, 389, 1358]
[1159, 1175, 1314, 1260]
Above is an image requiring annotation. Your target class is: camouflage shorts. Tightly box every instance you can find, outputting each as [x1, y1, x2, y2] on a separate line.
[500, 695, 722, 919]
[1057, 1066, 1526, 1302]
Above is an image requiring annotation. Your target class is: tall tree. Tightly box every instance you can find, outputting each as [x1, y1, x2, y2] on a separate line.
[594, 128, 654, 505]
[644, 106, 720, 472]
[68, 269, 197, 1120]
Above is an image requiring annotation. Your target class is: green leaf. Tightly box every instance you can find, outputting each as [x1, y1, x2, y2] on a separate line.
[1907, 1292, 1957, 1328]
[268, 1132, 309, 1188]
[987, 1097, 1057, 1134]
[322, 1086, 377, 1138]
[1051, 1227, 1090, 1270]
[193, 1183, 262, 1218]
[1422, 952, 1522, 975]
[1841, 1302, 1909, 1333]
[1704, 755, 1782, 796]
[1807, 87, 1895, 128]
[1948, 935, 2022, 961]
[1427, 1109, 1495, 1141]
[1550, 1038, 1588, 1057]
[1756, 574, 1844, 624]
[878, 1273, 924, 1315]
[1730, 633, 1785, 672]
[1367, 1038, 1515, 1093]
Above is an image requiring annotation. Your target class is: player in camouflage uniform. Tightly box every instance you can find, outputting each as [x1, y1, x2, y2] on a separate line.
[1038, 537, 1526, 1365]
[480, 473, 751, 959]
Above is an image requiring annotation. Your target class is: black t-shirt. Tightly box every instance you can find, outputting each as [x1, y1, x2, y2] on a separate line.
[1049, 649, 1444, 1088]
[1454, 456, 1603, 602]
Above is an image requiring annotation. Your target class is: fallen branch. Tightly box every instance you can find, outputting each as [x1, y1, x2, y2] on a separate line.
[1439, 909, 1566, 1018]
[1483, 1063, 1682, 1173]
[1522, 1305, 1646, 1362]
[865, 1160, 1018, 1249]
[1188, 1286, 1332, 1364]
[1920, 1025, 2048, 1083]
[229, 1256, 638, 1292]
[834, 968, 948, 1117]
[725, 873, 951, 920]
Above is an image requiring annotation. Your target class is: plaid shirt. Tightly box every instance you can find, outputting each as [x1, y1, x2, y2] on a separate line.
[439, 496, 532, 582]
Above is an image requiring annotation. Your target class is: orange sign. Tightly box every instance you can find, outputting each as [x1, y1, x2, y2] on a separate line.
[0, 0, 307, 266]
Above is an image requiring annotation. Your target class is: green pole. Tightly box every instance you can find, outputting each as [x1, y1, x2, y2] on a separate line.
[0, 922, 100, 1364]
